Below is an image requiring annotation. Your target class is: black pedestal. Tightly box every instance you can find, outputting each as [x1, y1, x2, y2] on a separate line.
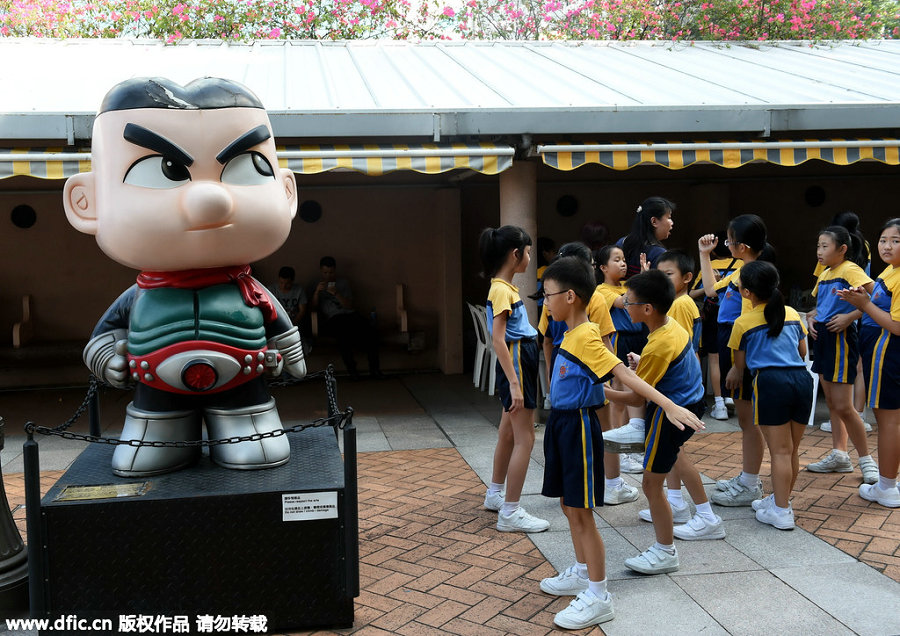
[34, 426, 357, 634]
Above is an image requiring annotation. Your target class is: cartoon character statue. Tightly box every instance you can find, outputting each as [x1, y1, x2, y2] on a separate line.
[63, 77, 306, 477]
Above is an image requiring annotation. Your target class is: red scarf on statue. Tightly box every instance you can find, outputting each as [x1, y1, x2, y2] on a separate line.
[136, 265, 277, 323]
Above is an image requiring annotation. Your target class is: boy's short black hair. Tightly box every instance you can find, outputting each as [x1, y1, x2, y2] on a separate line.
[100, 77, 264, 113]
[542, 256, 595, 304]
[320, 256, 336, 268]
[625, 270, 675, 314]
[278, 266, 295, 280]
[656, 249, 695, 277]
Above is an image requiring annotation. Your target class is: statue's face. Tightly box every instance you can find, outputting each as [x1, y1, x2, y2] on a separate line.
[65, 106, 297, 271]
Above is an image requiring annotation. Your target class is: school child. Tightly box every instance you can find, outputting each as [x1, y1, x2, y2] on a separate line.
[635, 250, 703, 524]
[537, 243, 639, 503]
[697, 215, 767, 506]
[479, 225, 550, 533]
[838, 218, 900, 507]
[616, 196, 676, 278]
[595, 244, 649, 468]
[726, 261, 813, 529]
[658, 250, 701, 353]
[813, 212, 873, 433]
[806, 226, 879, 484]
[538, 259, 704, 628]
[689, 234, 742, 421]
[602, 271, 721, 573]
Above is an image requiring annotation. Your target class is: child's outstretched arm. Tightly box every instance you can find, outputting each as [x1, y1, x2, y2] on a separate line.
[838, 286, 900, 336]
[611, 364, 705, 432]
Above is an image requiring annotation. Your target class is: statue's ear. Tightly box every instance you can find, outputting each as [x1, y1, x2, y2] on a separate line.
[63, 172, 98, 235]
[281, 168, 297, 219]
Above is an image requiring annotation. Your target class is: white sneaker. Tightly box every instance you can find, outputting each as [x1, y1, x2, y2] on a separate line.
[710, 403, 729, 420]
[858, 456, 879, 485]
[604, 482, 639, 505]
[751, 494, 775, 511]
[553, 590, 615, 630]
[484, 490, 504, 511]
[859, 483, 900, 508]
[806, 450, 853, 473]
[540, 565, 589, 596]
[755, 504, 795, 530]
[673, 514, 726, 541]
[619, 453, 645, 474]
[820, 420, 872, 433]
[715, 474, 741, 492]
[497, 507, 550, 533]
[624, 545, 679, 574]
[603, 425, 645, 453]
[711, 478, 763, 507]
[724, 397, 735, 412]
[638, 500, 692, 524]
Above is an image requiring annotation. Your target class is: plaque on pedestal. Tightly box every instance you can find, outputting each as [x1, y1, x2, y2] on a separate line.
[34, 426, 357, 634]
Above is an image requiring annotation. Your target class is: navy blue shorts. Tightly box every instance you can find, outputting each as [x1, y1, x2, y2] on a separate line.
[643, 400, 705, 474]
[612, 330, 648, 364]
[717, 323, 753, 400]
[699, 301, 719, 357]
[542, 407, 605, 508]
[860, 325, 900, 410]
[495, 337, 538, 411]
[752, 367, 813, 426]
[811, 321, 858, 384]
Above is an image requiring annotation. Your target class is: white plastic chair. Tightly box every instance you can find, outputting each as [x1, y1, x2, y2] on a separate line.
[466, 302, 488, 389]
[475, 305, 498, 395]
[798, 311, 820, 427]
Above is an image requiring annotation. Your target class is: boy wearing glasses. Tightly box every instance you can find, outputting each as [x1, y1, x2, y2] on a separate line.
[604, 271, 723, 575]
[538, 259, 704, 629]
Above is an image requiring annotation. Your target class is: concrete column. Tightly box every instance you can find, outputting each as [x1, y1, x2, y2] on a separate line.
[499, 161, 538, 326]
[435, 188, 464, 374]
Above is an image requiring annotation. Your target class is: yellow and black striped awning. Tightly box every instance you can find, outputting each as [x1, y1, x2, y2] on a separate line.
[278, 143, 514, 176]
[0, 148, 91, 179]
[539, 139, 900, 171]
[1, 143, 515, 180]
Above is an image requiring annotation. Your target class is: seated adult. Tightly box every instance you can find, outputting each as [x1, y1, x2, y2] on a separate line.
[311, 256, 383, 380]
[269, 266, 308, 326]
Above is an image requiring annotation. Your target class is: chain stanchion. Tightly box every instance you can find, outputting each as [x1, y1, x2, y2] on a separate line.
[24, 367, 351, 450]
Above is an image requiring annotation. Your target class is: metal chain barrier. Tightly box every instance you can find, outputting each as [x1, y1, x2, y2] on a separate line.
[24, 365, 353, 447]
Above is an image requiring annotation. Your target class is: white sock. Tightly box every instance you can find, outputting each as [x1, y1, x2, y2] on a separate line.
[739, 472, 759, 488]
[587, 578, 609, 600]
[606, 477, 624, 490]
[667, 488, 684, 506]
[695, 501, 716, 522]
[654, 542, 676, 555]
[774, 503, 791, 514]
[834, 449, 850, 459]
[878, 475, 897, 491]
[487, 482, 504, 495]
[628, 417, 645, 431]
[575, 561, 589, 579]
[500, 501, 519, 516]
[714, 396, 725, 407]
[858, 454, 873, 463]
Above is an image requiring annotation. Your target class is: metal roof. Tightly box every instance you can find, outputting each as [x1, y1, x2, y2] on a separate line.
[2, 39, 900, 143]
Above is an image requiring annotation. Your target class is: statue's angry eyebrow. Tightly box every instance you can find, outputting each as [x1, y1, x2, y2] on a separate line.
[216, 125, 271, 164]
[123, 123, 194, 166]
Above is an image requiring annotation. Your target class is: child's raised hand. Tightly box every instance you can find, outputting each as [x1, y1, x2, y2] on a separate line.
[639, 253, 650, 272]
[626, 352, 640, 370]
[664, 404, 705, 432]
[836, 286, 870, 310]
[698, 234, 717, 255]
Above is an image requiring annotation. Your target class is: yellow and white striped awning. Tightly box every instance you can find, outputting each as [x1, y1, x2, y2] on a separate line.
[1, 143, 515, 179]
[277, 143, 515, 176]
[0, 148, 91, 180]
[538, 139, 900, 171]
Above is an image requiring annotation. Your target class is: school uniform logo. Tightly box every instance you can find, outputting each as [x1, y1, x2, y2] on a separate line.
[558, 364, 568, 378]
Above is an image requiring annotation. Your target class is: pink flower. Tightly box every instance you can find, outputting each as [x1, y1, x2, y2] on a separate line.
[442, 5, 455, 17]
[268, 26, 281, 37]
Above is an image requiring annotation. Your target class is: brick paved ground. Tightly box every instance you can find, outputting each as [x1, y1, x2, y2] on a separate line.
[3, 425, 897, 635]
[687, 425, 900, 583]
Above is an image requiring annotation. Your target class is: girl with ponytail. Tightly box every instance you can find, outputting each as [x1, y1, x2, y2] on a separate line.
[725, 261, 813, 530]
[617, 196, 675, 279]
